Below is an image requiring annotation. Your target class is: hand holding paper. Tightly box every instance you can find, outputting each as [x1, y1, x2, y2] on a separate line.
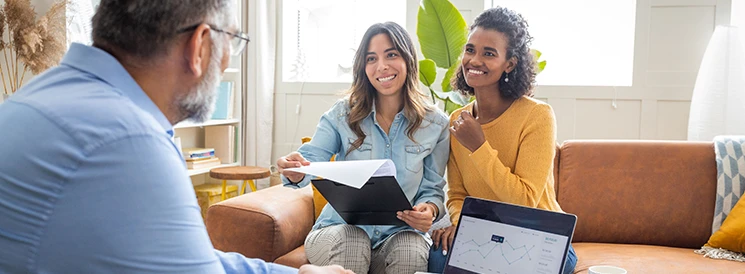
[284, 159, 396, 189]
[277, 152, 311, 183]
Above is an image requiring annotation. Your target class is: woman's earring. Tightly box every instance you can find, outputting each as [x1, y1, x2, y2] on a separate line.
[504, 72, 509, 83]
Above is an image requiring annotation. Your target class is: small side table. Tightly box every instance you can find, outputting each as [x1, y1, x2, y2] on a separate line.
[210, 166, 271, 200]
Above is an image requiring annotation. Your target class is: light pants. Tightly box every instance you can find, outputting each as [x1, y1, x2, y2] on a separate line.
[305, 225, 429, 274]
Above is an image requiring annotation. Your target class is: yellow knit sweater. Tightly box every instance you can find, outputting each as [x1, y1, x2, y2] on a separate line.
[447, 96, 563, 225]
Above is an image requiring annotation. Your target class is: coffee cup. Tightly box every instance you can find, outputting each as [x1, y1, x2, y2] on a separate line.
[588, 265, 627, 274]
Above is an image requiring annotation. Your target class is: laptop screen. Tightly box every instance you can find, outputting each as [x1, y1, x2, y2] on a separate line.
[444, 197, 576, 274]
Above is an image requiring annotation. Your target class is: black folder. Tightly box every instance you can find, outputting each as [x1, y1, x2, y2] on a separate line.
[311, 176, 413, 226]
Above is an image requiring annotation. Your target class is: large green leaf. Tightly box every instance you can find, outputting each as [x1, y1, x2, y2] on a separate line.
[433, 90, 469, 107]
[440, 62, 459, 92]
[531, 48, 547, 74]
[536, 60, 546, 74]
[419, 59, 437, 87]
[444, 99, 461, 114]
[531, 49, 542, 60]
[417, 0, 467, 69]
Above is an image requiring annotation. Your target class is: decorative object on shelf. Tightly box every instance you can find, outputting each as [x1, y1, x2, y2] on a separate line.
[211, 81, 234, 119]
[205, 125, 235, 164]
[1, 0, 66, 95]
[688, 26, 745, 141]
[269, 165, 281, 187]
[416, 0, 546, 114]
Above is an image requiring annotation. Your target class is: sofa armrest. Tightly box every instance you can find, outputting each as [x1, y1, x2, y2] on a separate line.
[206, 185, 314, 262]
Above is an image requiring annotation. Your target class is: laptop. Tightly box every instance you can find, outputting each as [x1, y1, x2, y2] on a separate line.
[443, 197, 576, 274]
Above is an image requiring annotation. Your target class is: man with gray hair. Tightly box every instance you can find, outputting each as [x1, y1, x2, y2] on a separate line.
[0, 1, 351, 273]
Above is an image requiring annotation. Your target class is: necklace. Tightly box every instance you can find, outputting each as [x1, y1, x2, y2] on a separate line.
[376, 112, 393, 133]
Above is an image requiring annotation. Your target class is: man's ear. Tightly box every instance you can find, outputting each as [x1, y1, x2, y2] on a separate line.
[184, 24, 212, 77]
[505, 56, 517, 73]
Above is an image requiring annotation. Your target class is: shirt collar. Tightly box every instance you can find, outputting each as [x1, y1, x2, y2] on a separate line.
[369, 100, 406, 121]
[61, 43, 173, 135]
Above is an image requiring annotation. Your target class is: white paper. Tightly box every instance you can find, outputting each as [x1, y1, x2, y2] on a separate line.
[284, 159, 396, 189]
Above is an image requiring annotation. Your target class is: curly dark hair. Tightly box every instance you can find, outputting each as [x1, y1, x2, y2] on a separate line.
[452, 6, 535, 99]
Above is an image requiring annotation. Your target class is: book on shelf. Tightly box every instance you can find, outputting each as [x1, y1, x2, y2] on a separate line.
[211, 81, 234, 120]
[205, 125, 235, 164]
[186, 157, 221, 170]
[182, 147, 215, 160]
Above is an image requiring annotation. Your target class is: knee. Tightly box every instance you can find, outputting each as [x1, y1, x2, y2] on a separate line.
[429, 244, 446, 260]
[388, 232, 429, 266]
[427, 245, 448, 273]
[331, 225, 371, 254]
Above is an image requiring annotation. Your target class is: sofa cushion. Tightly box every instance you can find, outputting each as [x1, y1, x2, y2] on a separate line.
[274, 245, 310, 269]
[707, 194, 745, 253]
[558, 140, 717, 248]
[573, 243, 745, 273]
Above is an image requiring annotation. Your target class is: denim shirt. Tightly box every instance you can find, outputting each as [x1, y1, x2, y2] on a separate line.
[283, 99, 450, 248]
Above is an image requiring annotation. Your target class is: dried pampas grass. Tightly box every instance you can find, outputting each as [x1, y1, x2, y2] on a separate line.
[1, 0, 67, 95]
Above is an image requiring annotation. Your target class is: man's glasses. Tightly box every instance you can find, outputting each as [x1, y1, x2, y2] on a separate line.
[178, 24, 250, 56]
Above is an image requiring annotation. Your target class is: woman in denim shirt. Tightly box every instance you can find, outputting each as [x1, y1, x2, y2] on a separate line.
[277, 22, 450, 274]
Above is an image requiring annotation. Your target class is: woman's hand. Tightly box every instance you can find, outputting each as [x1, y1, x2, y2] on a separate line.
[397, 203, 436, 232]
[276, 152, 310, 183]
[299, 264, 354, 274]
[450, 111, 486, 153]
[431, 225, 457, 254]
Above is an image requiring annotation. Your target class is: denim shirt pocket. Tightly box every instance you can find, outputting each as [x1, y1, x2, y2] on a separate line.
[346, 137, 372, 159]
[405, 144, 431, 173]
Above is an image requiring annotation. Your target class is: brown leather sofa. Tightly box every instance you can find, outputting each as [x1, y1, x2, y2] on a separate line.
[205, 140, 745, 273]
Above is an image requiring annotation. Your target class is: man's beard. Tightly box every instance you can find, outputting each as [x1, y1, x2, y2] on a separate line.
[176, 43, 223, 123]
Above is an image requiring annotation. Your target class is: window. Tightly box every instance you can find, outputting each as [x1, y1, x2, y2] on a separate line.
[487, 0, 637, 86]
[281, 0, 406, 83]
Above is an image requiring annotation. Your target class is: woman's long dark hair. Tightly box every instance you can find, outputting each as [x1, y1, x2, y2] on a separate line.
[346, 22, 433, 155]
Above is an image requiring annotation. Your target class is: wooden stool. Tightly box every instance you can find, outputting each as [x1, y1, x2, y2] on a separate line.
[210, 166, 271, 200]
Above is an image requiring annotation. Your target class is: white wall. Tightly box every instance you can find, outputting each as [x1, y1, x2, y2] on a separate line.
[271, 0, 732, 162]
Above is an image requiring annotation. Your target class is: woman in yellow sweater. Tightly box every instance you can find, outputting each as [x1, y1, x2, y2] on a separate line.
[427, 7, 577, 274]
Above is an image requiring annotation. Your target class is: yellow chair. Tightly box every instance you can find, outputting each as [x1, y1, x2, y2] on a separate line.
[301, 136, 333, 220]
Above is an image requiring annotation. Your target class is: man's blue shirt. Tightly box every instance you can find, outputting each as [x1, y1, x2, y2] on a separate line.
[0, 43, 295, 274]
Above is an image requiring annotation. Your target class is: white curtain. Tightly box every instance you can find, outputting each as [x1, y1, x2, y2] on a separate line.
[687, 26, 745, 141]
[243, 0, 277, 187]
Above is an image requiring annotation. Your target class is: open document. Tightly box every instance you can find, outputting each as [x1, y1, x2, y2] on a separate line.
[284, 159, 396, 189]
[285, 159, 411, 225]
